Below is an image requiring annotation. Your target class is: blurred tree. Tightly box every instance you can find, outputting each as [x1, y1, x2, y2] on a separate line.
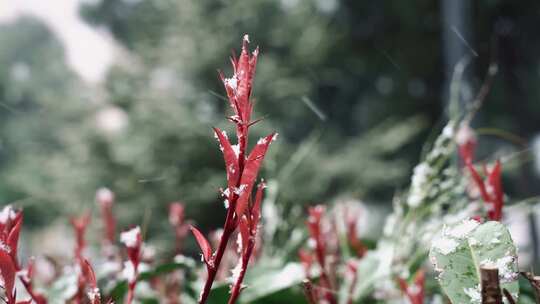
[76, 0, 436, 233]
[0, 17, 95, 224]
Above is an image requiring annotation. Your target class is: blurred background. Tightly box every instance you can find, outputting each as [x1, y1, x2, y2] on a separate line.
[1, 0, 540, 260]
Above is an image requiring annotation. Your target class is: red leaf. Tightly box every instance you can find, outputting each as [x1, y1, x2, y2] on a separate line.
[213, 127, 239, 192]
[235, 133, 276, 217]
[238, 217, 250, 255]
[82, 259, 98, 289]
[190, 226, 212, 264]
[7, 213, 22, 267]
[487, 160, 504, 221]
[0, 249, 16, 303]
[466, 162, 490, 203]
[251, 182, 265, 228]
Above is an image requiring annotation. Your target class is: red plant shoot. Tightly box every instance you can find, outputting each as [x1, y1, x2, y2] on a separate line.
[456, 124, 505, 221]
[71, 212, 92, 304]
[0, 206, 46, 304]
[301, 205, 337, 304]
[96, 188, 117, 250]
[169, 202, 189, 254]
[192, 34, 277, 304]
[121, 226, 143, 304]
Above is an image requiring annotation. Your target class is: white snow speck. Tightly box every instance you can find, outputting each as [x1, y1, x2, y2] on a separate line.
[231, 144, 240, 157]
[0, 205, 16, 224]
[445, 219, 479, 239]
[122, 261, 136, 283]
[464, 285, 481, 304]
[120, 226, 141, 248]
[432, 236, 459, 255]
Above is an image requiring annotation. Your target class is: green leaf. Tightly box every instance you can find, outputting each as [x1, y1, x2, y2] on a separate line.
[429, 220, 519, 303]
[138, 258, 195, 281]
[239, 262, 306, 303]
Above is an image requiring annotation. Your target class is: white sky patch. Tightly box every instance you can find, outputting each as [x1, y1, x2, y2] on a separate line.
[0, 0, 116, 84]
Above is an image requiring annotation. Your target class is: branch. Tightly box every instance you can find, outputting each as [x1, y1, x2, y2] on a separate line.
[520, 272, 540, 304]
[502, 288, 517, 304]
[480, 267, 502, 304]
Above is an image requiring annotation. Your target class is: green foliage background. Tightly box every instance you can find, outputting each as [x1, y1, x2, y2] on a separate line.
[1, 0, 540, 246]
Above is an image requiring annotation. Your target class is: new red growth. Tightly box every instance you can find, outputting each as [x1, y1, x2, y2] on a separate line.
[192, 34, 276, 304]
[457, 124, 505, 221]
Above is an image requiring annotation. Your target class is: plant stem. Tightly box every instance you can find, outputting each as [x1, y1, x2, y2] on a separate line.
[480, 267, 502, 304]
[198, 211, 235, 303]
[227, 239, 255, 304]
[199, 127, 246, 304]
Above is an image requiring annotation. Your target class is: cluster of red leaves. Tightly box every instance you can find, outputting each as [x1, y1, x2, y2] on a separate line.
[457, 124, 505, 221]
[190, 35, 276, 304]
[0, 206, 46, 304]
[300, 205, 367, 304]
[0, 186, 148, 304]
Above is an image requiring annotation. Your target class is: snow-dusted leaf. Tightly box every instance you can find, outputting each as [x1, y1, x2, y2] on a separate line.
[213, 127, 239, 191]
[190, 226, 212, 264]
[238, 216, 249, 255]
[82, 259, 98, 288]
[429, 220, 519, 304]
[251, 182, 265, 227]
[7, 213, 22, 264]
[0, 249, 16, 302]
[235, 133, 276, 217]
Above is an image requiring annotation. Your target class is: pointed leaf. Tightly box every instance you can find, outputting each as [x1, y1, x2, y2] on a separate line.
[190, 226, 212, 264]
[0, 249, 16, 302]
[429, 220, 519, 304]
[238, 216, 250, 255]
[213, 127, 239, 191]
[82, 259, 98, 288]
[236, 133, 276, 216]
[251, 182, 265, 228]
[7, 213, 22, 266]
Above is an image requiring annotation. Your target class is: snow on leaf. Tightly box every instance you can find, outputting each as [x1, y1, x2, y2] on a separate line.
[429, 221, 519, 304]
[235, 132, 276, 217]
[190, 226, 212, 264]
[120, 226, 141, 249]
[0, 249, 16, 303]
[213, 127, 239, 190]
[7, 213, 22, 265]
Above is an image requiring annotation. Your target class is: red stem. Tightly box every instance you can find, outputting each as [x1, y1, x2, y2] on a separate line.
[227, 239, 255, 304]
[198, 208, 236, 303]
[198, 125, 248, 304]
[19, 277, 46, 304]
[126, 281, 136, 304]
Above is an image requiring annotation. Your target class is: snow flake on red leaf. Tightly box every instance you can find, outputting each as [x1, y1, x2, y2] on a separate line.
[0, 249, 16, 303]
[235, 133, 277, 217]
